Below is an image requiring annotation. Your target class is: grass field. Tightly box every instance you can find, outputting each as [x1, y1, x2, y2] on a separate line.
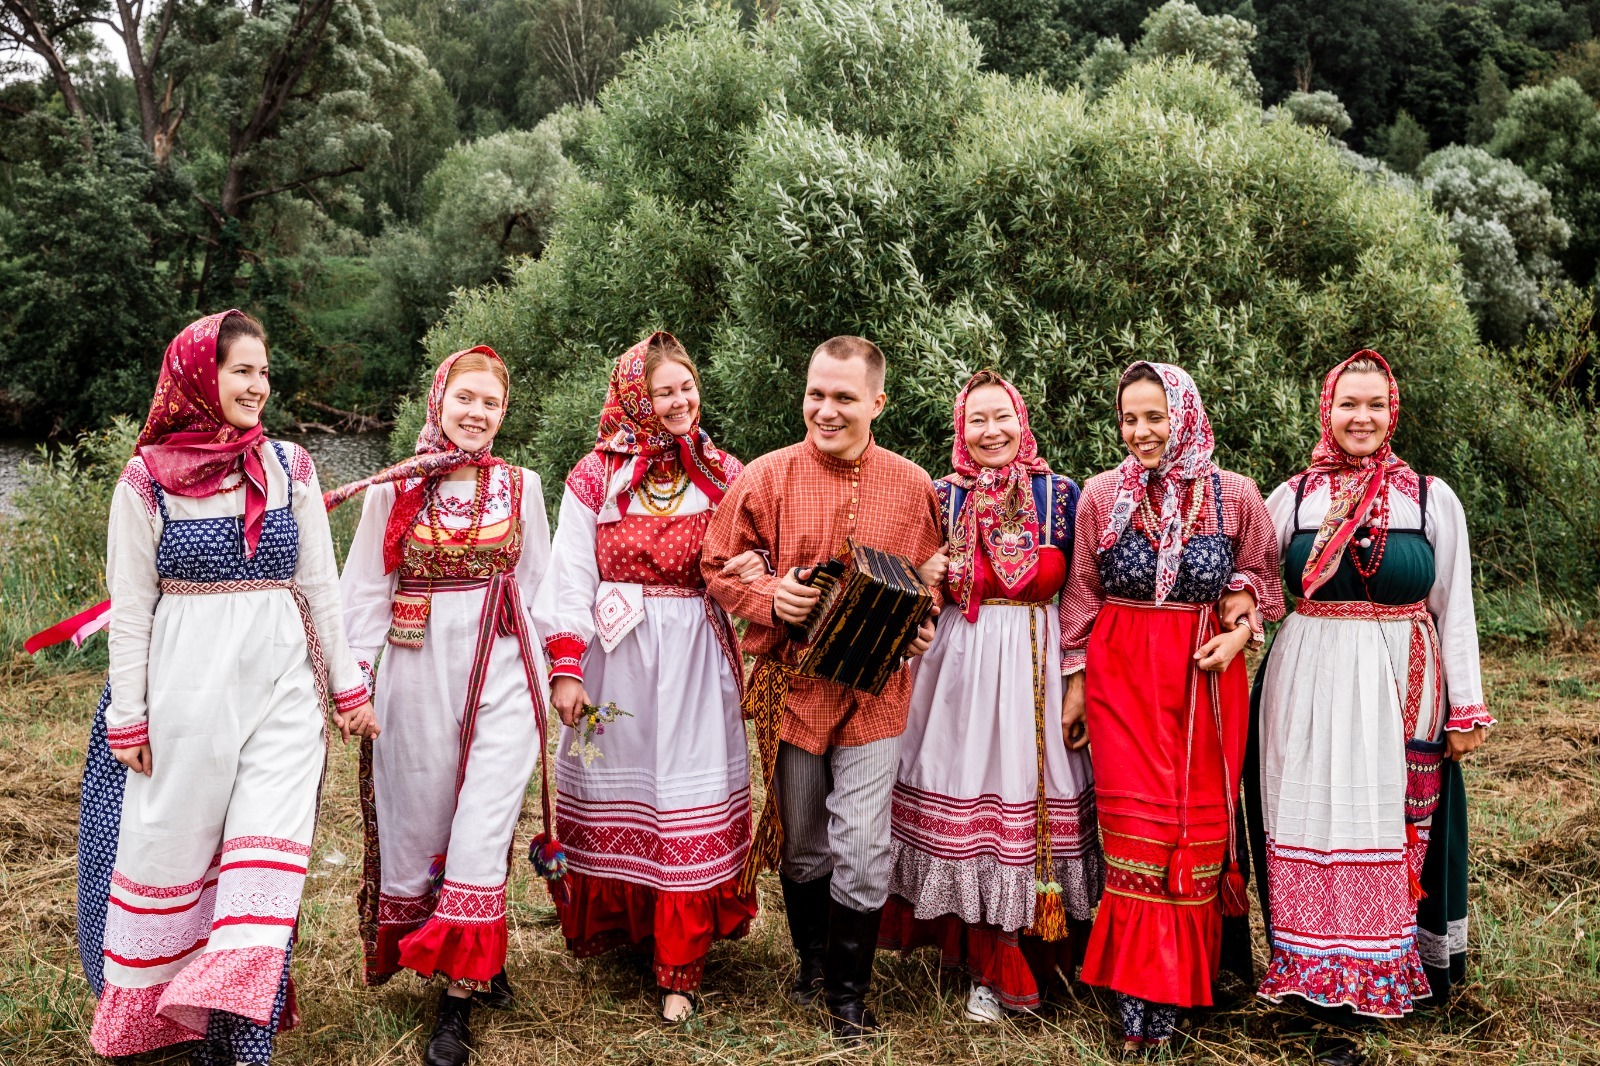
[1, 644, 1597, 1065]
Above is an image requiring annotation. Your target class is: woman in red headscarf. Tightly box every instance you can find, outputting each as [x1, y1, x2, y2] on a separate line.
[1248, 352, 1490, 1032]
[879, 369, 1102, 1022]
[77, 310, 376, 1064]
[1058, 361, 1283, 1056]
[529, 332, 764, 1024]
[332, 346, 555, 1066]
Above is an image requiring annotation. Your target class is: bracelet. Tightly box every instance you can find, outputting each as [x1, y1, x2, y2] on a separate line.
[1232, 617, 1252, 631]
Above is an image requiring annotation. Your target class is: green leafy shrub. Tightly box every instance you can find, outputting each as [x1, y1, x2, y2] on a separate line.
[406, 0, 1598, 607]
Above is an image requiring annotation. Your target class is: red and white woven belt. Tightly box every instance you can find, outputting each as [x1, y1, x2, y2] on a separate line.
[397, 575, 492, 593]
[643, 585, 704, 598]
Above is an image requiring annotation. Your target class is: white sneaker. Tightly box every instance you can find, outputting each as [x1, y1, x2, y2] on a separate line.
[964, 982, 1005, 1023]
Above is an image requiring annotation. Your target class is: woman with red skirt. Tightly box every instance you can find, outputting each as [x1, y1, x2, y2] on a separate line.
[1059, 361, 1283, 1056]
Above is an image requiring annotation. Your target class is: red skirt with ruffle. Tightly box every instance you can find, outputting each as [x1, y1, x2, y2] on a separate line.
[558, 869, 758, 991]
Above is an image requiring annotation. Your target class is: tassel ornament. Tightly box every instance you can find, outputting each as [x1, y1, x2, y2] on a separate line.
[1221, 866, 1249, 917]
[1167, 838, 1197, 898]
[529, 831, 572, 905]
[1027, 880, 1068, 942]
[426, 853, 447, 896]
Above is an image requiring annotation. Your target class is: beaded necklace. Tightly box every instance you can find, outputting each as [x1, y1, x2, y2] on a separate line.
[635, 462, 689, 516]
[1347, 474, 1389, 579]
[426, 464, 492, 556]
[1137, 475, 1208, 550]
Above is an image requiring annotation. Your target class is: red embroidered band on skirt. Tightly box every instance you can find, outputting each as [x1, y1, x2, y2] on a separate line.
[1078, 597, 1248, 1008]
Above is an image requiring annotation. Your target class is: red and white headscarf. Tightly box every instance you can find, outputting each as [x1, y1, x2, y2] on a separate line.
[592, 331, 733, 517]
[324, 346, 508, 572]
[137, 310, 271, 557]
[1298, 349, 1410, 597]
[945, 372, 1053, 622]
[1097, 361, 1216, 605]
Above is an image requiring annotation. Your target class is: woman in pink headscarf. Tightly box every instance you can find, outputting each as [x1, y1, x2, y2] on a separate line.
[1249, 352, 1489, 1034]
[530, 332, 765, 1024]
[879, 369, 1102, 1022]
[78, 310, 376, 1064]
[333, 346, 555, 1066]
[1058, 361, 1283, 1056]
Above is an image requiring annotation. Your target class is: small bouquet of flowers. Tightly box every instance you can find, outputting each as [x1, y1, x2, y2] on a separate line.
[567, 701, 632, 768]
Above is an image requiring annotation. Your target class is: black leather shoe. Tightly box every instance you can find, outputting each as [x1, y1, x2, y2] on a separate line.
[474, 970, 514, 1011]
[822, 899, 883, 1044]
[780, 872, 831, 1006]
[423, 990, 473, 1066]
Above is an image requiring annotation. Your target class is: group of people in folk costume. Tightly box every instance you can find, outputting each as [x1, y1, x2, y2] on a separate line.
[67, 308, 1491, 1066]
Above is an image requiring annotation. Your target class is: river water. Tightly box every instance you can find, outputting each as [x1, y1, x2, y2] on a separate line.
[0, 432, 392, 516]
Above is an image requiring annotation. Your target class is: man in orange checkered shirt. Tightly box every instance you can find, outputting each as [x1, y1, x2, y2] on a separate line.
[702, 336, 945, 1043]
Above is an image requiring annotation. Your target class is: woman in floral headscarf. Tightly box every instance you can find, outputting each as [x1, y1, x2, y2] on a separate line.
[76, 311, 376, 1065]
[333, 346, 554, 1066]
[879, 369, 1102, 1022]
[530, 332, 766, 1024]
[1246, 352, 1489, 1039]
[1058, 361, 1283, 1057]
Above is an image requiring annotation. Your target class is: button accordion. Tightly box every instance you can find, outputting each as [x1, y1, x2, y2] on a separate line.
[786, 542, 935, 695]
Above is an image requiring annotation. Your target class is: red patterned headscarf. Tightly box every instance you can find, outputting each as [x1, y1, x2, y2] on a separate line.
[945, 372, 1053, 622]
[324, 346, 508, 572]
[1299, 350, 1409, 597]
[593, 331, 732, 518]
[1097, 361, 1216, 605]
[137, 310, 271, 557]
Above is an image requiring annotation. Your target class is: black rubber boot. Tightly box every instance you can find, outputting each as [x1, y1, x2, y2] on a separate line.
[780, 873, 832, 1006]
[423, 989, 473, 1066]
[822, 898, 883, 1044]
[474, 970, 514, 1011]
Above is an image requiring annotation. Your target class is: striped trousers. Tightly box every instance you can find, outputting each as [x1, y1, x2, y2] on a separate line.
[776, 736, 901, 911]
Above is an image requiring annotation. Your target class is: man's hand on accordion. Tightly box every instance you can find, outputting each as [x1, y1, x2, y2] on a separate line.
[774, 567, 824, 625]
[904, 610, 939, 659]
[916, 544, 950, 589]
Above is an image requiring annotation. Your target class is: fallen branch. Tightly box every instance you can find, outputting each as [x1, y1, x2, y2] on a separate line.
[301, 398, 392, 432]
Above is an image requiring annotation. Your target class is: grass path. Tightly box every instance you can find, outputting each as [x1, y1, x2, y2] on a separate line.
[1, 646, 1596, 1065]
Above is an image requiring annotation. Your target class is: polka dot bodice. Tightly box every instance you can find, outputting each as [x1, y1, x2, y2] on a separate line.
[152, 443, 299, 582]
[595, 512, 711, 588]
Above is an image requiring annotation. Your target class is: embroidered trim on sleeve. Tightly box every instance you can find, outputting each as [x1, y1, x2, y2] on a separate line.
[1061, 648, 1087, 675]
[545, 634, 587, 680]
[107, 720, 150, 749]
[332, 685, 369, 713]
[565, 453, 608, 513]
[1445, 703, 1495, 731]
[288, 443, 316, 485]
[119, 461, 159, 516]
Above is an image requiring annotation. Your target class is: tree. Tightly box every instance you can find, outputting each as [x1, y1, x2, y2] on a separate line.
[1466, 57, 1511, 145]
[1489, 77, 1600, 284]
[941, 0, 1073, 84]
[1278, 89, 1353, 137]
[1379, 109, 1430, 174]
[1133, 0, 1259, 97]
[1419, 145, 1571, 346]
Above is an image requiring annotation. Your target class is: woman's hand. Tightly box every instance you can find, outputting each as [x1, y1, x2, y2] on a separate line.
[721, 550, 770, 585]
[1217, 588, 1259, 634]
[551, 676, 592, 729]
[1195, 622, 1253, 673]
[917, 544, 950, 589]
[1061, 672, 1089, 750]
[113, 743, 152, 776]
[334, 700, 381, 743]
[1447, 725, 1489, 760]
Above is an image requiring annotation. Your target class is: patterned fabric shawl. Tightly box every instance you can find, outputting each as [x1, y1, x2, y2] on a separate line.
[591, 331, 733, 519]
[136, 310, 271, 557]
[1299, 349, 1410, 597]
[945, 372, 1053, 622]
[323, 346, 508, 573]
[1096, 361, 1217, 606]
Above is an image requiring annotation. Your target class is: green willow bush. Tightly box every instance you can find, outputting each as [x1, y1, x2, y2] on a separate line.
[405, 0, 1599, 603]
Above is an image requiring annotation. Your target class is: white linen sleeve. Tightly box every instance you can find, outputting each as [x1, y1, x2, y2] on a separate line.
[339, 481, 399, 676]
[1264, 479, 1299, 557]
[1425, 478, 1493, 731]
[105, 474, 162, 748]
[290, 451, 369, 712]
[528, 486, 601, 681]
[514, 468, 553, 625]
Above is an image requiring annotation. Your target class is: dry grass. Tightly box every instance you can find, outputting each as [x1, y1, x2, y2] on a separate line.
[1, 647, 1597, 1066]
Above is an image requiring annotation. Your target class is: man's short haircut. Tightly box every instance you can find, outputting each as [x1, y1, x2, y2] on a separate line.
[810, 335, 886, 392]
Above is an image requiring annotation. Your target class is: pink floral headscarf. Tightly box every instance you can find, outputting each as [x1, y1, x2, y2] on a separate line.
[945, 372, 1053, 622]
[1097, 361, 1216, 605]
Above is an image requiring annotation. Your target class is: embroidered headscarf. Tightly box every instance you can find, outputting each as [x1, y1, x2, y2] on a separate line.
[137, 310, 271, 557]
[323, 346, 508, 572]
[1298, 349, 1410, 597]
[945, 372, 1053, 622]
[593, 331, 733, 518]
[1097, 361, 1216, 605]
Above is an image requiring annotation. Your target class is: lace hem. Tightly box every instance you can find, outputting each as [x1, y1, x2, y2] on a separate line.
[886, 839, 1102, 931]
